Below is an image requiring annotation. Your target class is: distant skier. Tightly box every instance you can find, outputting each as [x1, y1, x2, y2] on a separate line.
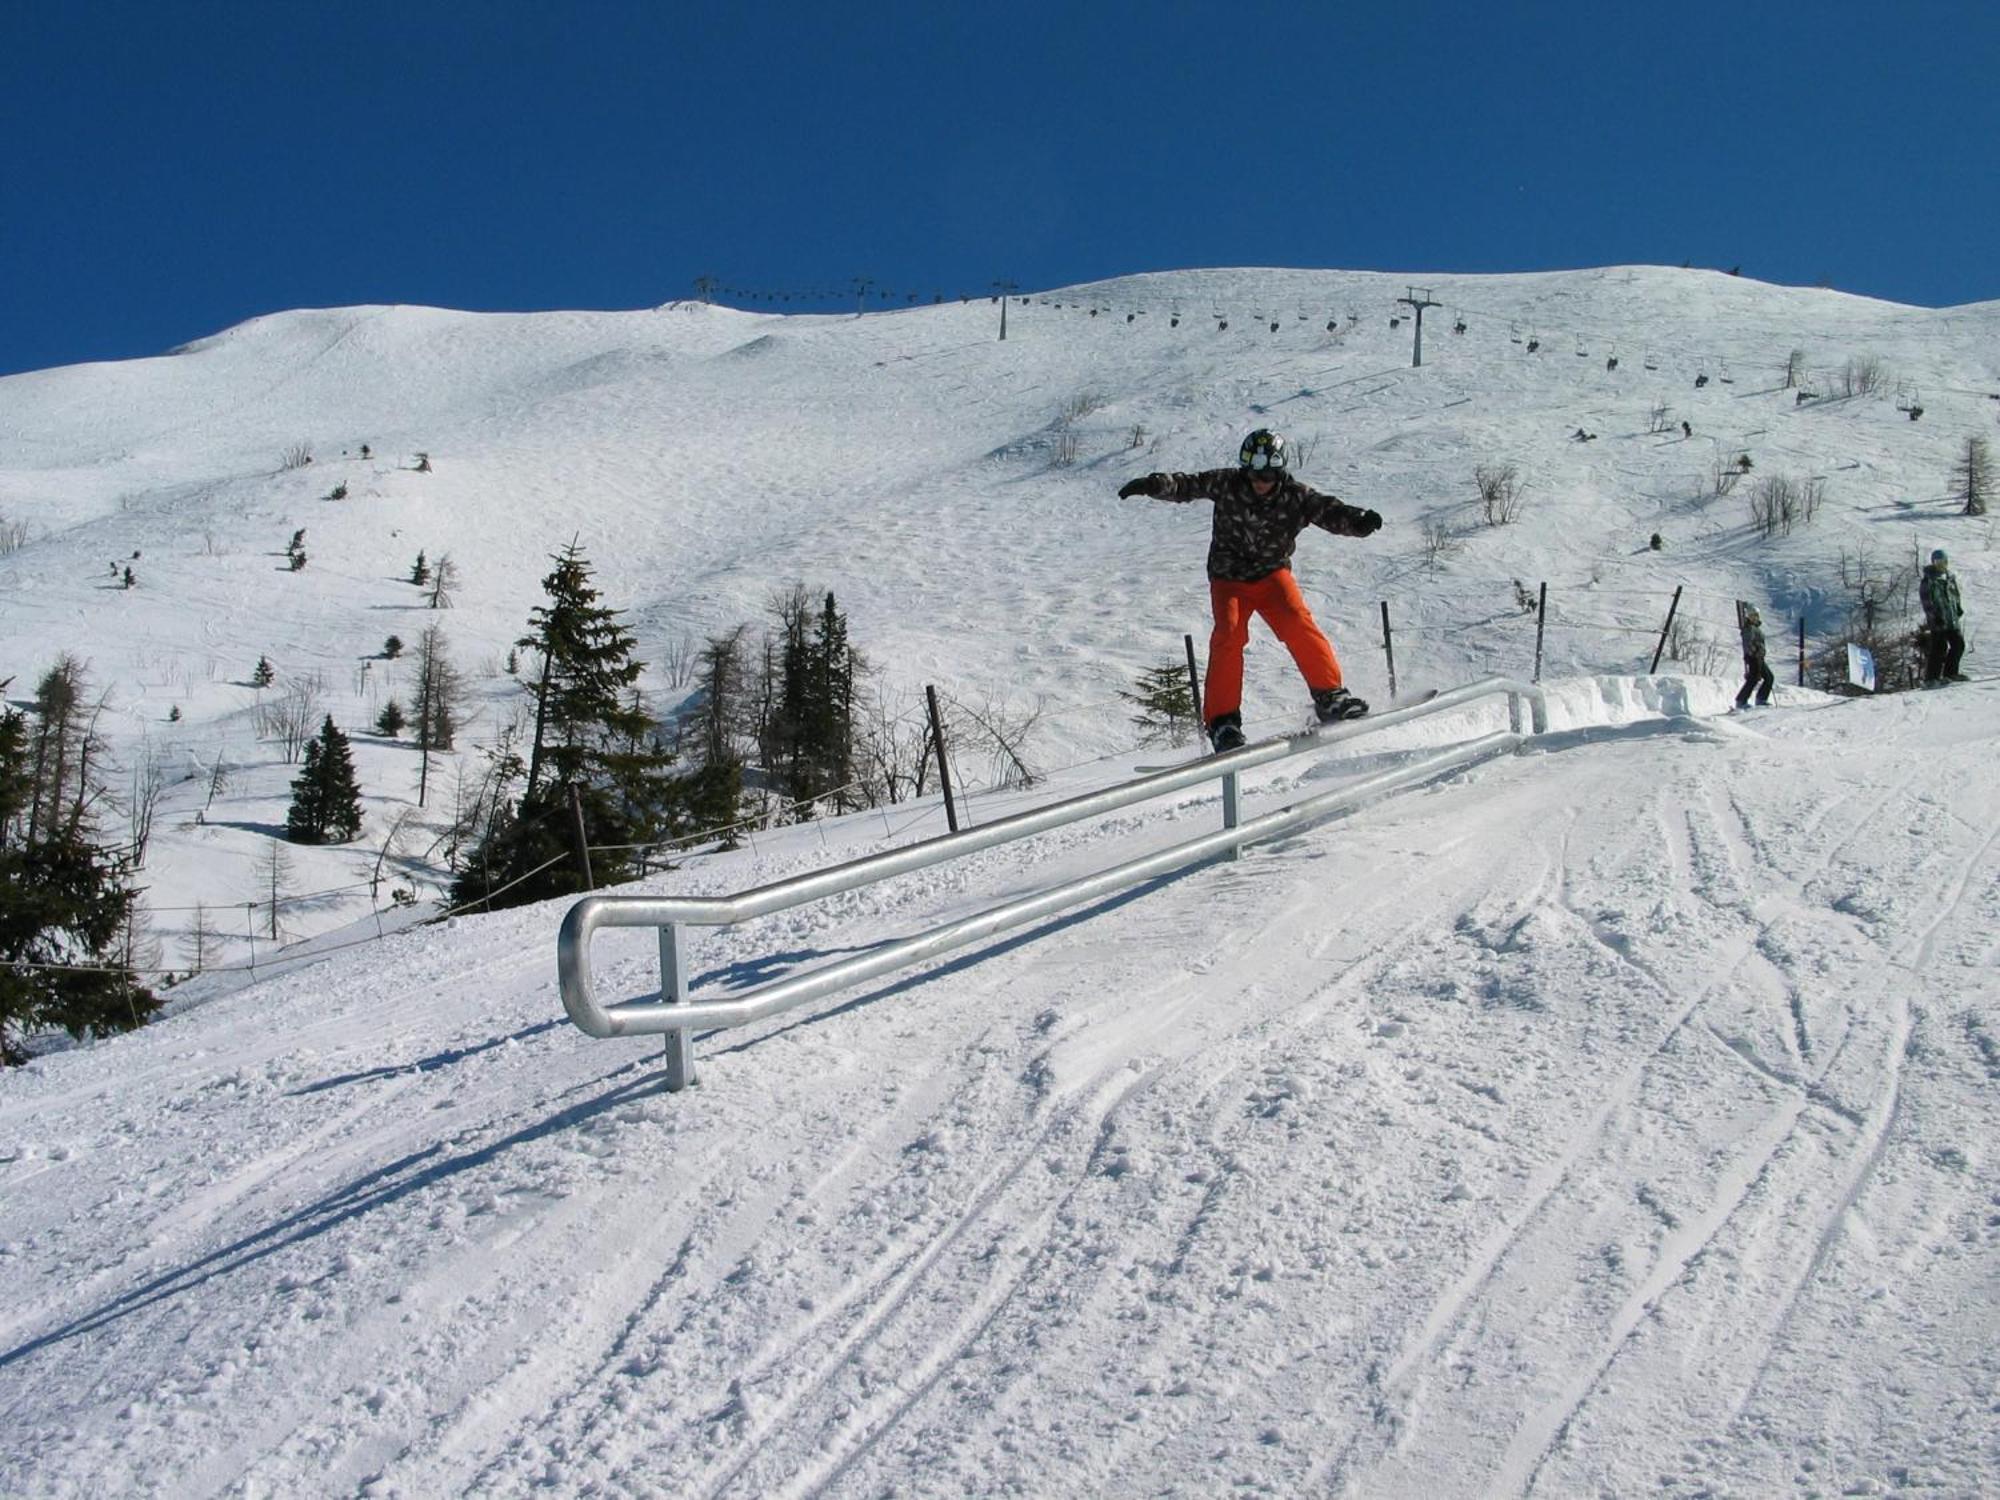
[1919, 549, 1966, 684]
[1118, 428, 1382, 752]
[1735, 603, 1774, 709]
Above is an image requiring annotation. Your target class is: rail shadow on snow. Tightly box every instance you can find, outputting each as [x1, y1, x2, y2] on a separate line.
[0, 1059, 660, 1373]
[286, 1018, 569, 1096]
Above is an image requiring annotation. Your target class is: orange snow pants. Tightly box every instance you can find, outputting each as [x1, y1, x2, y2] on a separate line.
[1203, 569, 1342, 723]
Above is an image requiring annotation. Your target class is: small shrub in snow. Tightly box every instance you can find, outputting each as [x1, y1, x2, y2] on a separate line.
[1747, 474, 1826, 540]
[1474, 464, 1525, 526]
[280, 442, 312, 471]
[1838, 354, 1889, 398]
[1419, 517, 1463, 570]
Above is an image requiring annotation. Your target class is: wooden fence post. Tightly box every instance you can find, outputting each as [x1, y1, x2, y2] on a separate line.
[1379, 600, 1398, 699]
[925, 684, 960, 834]
[568, 782, 595, 890]
[1534, 581, 1548, 683]
[1650, 584, 1684, 673]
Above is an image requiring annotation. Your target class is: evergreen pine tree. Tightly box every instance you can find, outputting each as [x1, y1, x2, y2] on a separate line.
[770, 587, 859, 813]
[808, 591, 857, 809]
[453, 541, 677, 909]
[1120, 662, 1200, 744]
[0, 681, 159, 1065]
[285, 735, 326, 842]
[286, 716, 363, 843]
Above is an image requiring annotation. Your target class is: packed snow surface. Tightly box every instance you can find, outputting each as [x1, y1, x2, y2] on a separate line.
[2, 265, 1997, 1495]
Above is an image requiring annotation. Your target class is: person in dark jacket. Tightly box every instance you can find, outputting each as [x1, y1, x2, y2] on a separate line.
[1736, 604, 1774, 708]
[1919, 549, 1966, 684]
[1119, 429, 1382, 751]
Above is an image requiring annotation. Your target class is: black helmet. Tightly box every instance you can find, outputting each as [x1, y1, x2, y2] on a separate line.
[1238, 428, 1287, 472]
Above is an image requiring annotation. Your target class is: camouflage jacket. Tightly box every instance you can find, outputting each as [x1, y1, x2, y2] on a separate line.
[1143, 468, 1376, 581]
[1920, 565, 1963, 631]
[1740, 617, 1767, 664]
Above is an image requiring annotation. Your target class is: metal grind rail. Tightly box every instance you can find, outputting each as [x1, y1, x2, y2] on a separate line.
[558, 677, 1550, 1089]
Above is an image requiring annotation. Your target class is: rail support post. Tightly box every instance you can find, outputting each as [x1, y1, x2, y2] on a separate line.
[1222, 769, 1243, 857]
[660, 921, 697, 1091]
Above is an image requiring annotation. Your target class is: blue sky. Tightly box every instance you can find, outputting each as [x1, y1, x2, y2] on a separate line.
[4, 0, 1995, 377]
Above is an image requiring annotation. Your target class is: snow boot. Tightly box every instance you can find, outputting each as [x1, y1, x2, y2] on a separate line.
[1207, 713, 1246, 753]
[1312, 686, 1369, 723]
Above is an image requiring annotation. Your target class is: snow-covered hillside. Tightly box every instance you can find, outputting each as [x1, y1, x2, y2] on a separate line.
[2, 266, 1997, 1495]
[1, 266, 1995, 965]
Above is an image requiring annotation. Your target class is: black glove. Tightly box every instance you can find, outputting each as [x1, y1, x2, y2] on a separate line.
[1354, 508, 1383, 535]
[1118, 475, 1161, 500]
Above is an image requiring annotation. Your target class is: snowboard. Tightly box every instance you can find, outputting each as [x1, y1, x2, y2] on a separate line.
[1135, 689, 1436, 772]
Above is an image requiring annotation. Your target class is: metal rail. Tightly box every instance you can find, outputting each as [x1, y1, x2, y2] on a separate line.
[558, 677, 1549, 1088]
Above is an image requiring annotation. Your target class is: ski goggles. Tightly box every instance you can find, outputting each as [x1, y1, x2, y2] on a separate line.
[1241, 449, 1286, 471]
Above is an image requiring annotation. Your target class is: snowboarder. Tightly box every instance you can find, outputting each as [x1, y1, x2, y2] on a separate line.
[1919, 549, 1966, 684]
[1118, 428, 1383, 752]
[1736, 603, 1774, 708]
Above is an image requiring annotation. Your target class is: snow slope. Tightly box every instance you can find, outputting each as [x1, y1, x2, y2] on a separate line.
[2, 266, 1997, 1495]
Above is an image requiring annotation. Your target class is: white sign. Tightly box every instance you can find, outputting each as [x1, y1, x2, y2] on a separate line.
[1847, 643, 1877, 692]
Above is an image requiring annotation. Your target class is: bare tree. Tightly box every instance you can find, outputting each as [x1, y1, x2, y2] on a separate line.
[855, 687, 938, 805]
[115, 899, 161, 1016]
[371, 809, 419, 903]
[257, 676, 323, 763]
[24, 656, 114, 844]
[0, 511, 28, 554]
[426, 553, 460, 610]
[261, 841, 294, 943]
[940, 690, 1043, 792]
[661, 633, 699, 690]
[181, 901, 219, 976]
[1663, 618, 1727, 675]
[692, 625, 750, 768]
[199, 752, 232, 826]
[127, 753, 168, 867]
[412, 624, 463, 807]
[1953, 435, 1992, 516]
[445, 708, 526, 872]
